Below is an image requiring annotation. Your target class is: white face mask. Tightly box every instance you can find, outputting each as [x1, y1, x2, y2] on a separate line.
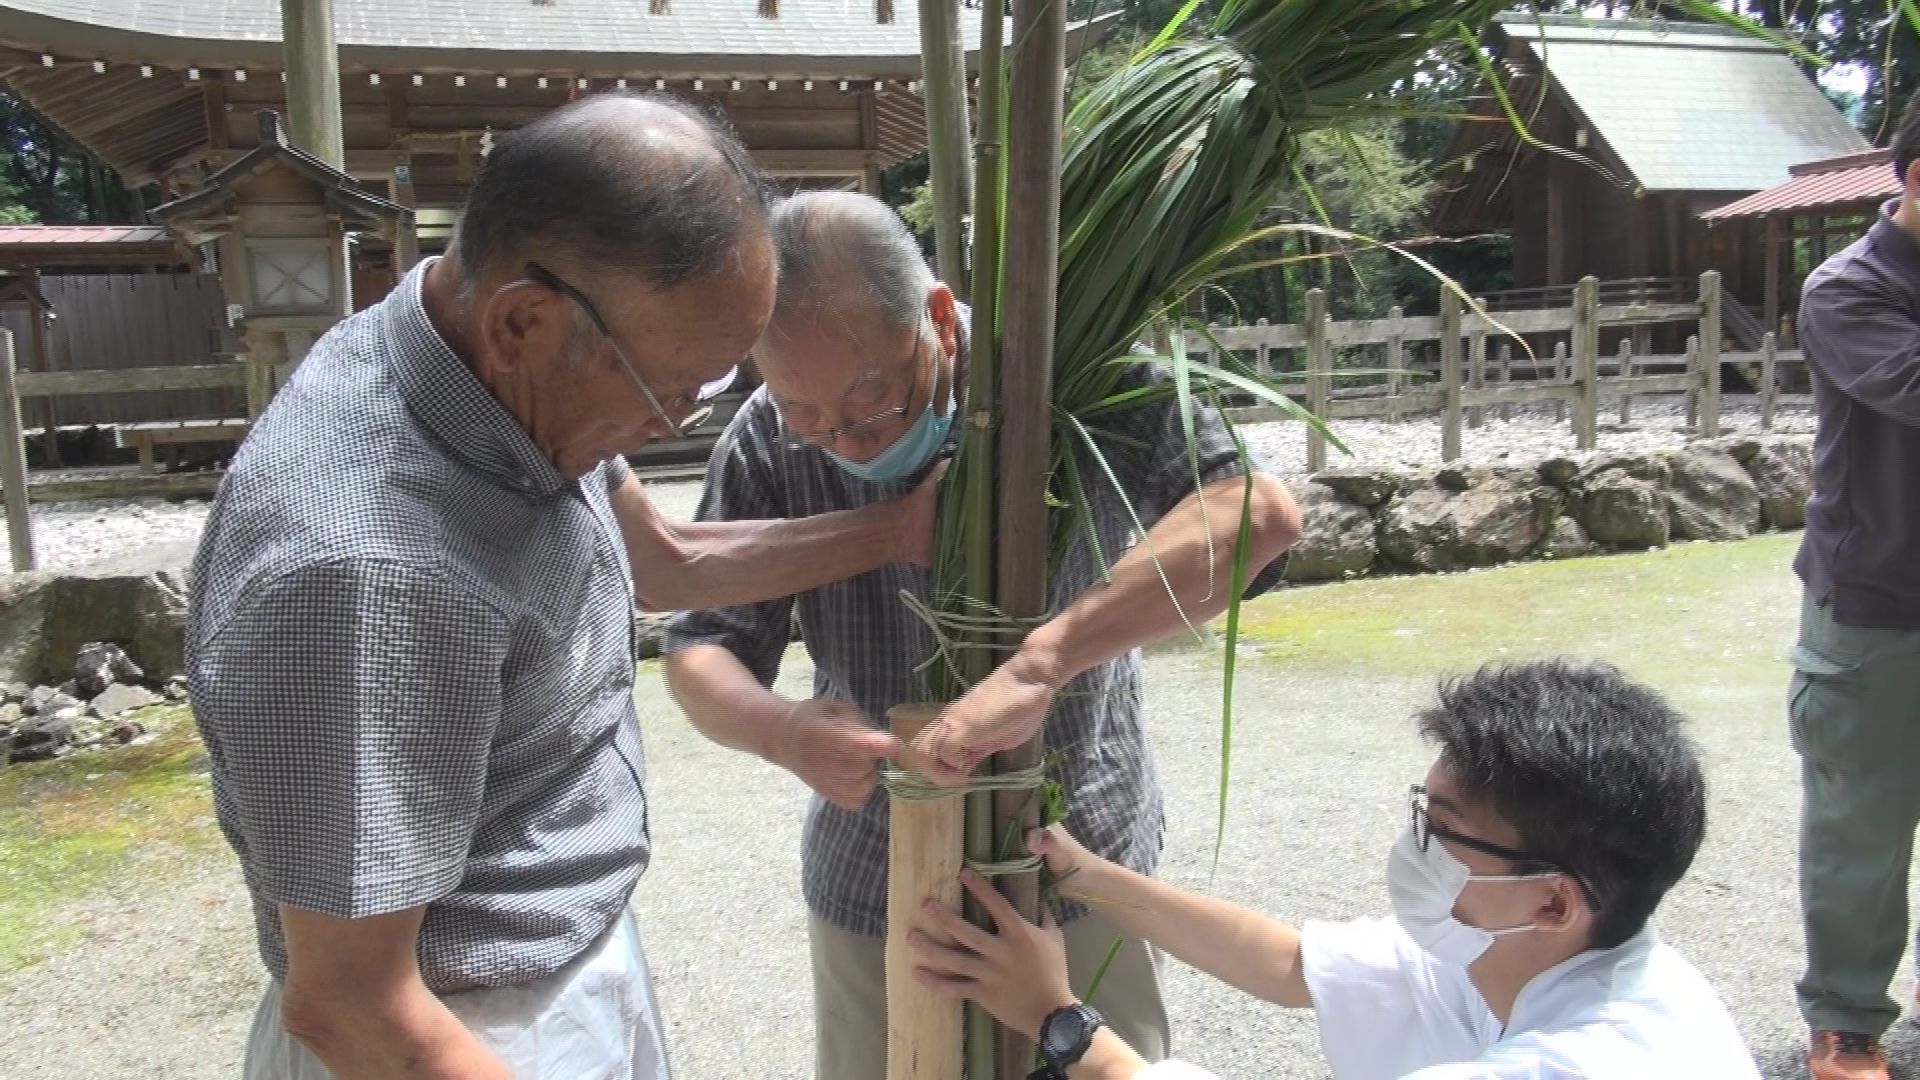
[1386, 824, 1558, 968]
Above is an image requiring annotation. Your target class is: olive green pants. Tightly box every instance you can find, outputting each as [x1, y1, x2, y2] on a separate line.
[808, 907, 1170, 1080]
[1791, 592, 1920, 1036]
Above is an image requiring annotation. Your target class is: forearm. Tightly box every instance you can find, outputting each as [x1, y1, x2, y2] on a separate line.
[1068, 1029, 1151, 1079]
[1021, 474, 1297, 685]
[1068, 857, 1307, 1008]
[663, 645, 794, 761]
[639, 504, 901, 611]
[280, 978, 510, 1080]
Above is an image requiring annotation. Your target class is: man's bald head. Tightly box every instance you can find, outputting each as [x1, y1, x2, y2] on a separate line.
[450, 92, 769, 292]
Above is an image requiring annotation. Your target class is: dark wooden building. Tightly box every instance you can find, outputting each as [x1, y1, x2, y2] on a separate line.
[1431, 13, 1866, 342]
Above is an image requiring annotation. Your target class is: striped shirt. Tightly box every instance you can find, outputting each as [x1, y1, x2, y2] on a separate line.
[187, 259, 650, 992]
[665, 322, 1283, 936]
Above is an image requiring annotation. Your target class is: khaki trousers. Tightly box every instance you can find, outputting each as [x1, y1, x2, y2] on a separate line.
[808, 908, 1170, 1080]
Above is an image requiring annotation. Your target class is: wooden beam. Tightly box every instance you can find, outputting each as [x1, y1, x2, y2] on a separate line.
[204, 76, 231, 150]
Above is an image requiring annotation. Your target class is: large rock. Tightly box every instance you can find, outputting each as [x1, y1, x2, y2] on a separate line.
[1534, 516, 1592, 560]
[1379, 473, 1562, 572]
[1283, 482, 1378, 583]
[0, 542, 196, 686]
[1576, 452, 1671, 489]
[1741, 436, 1815, 530]
[72, 641, 145, 700]
[1311, 468, 1398, 509]
[90, 682, 161, 717]
[1575, 471, 1670, 550]
[1665, 446, 1762, 541]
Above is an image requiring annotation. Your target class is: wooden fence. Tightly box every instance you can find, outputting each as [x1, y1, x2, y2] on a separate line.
[1188, 272, 1808, 472]
[0, 271, 235, 430]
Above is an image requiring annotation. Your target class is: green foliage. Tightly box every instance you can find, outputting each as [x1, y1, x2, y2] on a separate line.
[0, 91, 139, 224]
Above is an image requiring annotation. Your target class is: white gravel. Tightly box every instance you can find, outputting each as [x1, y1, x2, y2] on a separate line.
[10, 397, 1811, 575]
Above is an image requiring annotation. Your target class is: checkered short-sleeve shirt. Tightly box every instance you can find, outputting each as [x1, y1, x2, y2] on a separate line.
[665, 313, 1284, 937]
[187, 260, 650, 993]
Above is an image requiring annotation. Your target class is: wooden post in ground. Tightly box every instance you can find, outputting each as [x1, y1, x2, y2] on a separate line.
[1497, 342, 1513, 423]
[1698, 270, 1723, 438]
[988, 0, 1065, 1068]
[1684, 335, 1701, 430]
[1553, 341, 1569, 424]
[917, 0, 974, 295]
[281, 0, 345, 168]
[23, 268, 57, 468]
[1255, 318, 1271, 377]
[0, 330, 35, 572]
[1573, 276, 1599, 451]
[1440, 290, 1463, 462]
[1385, 306, 1405, 423]
[1760, 331, 1778, 431]
[1616, 339, 1635, 425]
[1305, 289, 1329, 473]
[1466, 303, 1487, 429]
[885, 705, 966, 1080]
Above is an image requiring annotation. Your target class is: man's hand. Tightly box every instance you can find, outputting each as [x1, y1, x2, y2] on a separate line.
[893, 459, 948, 568]
[911, 644, 1061, 785]
[909, 869, 1077, 1040]
[768, 697, 902, 811]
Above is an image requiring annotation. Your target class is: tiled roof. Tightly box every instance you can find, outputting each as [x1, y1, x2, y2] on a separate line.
[0, 0, 982, 72]
[0, 225, 176, 247]
[1701, 148, 1900, 220]
[1496, 13, 1868, 192]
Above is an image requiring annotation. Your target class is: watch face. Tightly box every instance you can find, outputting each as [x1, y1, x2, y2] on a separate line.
[1042, 1005, 1096, 1062]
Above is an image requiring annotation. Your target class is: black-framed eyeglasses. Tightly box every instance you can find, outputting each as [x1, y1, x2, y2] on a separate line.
[522, 261, 737, 440]
[771, 312, 933, 451]
[1409, 784, 1566, 869]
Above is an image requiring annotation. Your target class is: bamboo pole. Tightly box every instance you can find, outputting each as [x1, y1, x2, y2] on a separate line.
[988, 0, 1067, 1069]
[281, 0, 345, 168]
[886, 705, 966, 1080]
[917, 0, 975, 296]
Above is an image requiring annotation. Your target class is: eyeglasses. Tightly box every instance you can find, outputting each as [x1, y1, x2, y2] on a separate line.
[522, 261, 737, 440]
[1408, 784, 1566, 869]
[771, 314, 932, 451]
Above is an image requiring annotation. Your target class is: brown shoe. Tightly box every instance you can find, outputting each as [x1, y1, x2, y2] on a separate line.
[1809, 1030, 1889, 1080]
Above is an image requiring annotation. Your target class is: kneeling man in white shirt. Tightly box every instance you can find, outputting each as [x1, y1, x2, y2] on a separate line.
[909, 660, 1760, 1079]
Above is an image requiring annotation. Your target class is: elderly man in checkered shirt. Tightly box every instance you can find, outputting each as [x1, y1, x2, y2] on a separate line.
[187, 97, 942, 1080]
[663, 191, 1302, 1077]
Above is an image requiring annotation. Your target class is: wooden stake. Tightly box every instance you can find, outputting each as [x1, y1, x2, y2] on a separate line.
[886, 704, 965, 1080]
[1439, 290, 1462, 463]
[1305, 289, 1328, 473]
[1573, 277, 1599, 451]
[0, 330, 36, 572]
[1698, 270, 1722, 439]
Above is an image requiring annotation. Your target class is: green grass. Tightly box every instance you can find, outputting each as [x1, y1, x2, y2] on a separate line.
[1238, 534, 1801, 693]
[0, 705, 220, 973]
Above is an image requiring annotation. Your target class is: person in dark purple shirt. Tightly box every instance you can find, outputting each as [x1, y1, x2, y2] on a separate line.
[1790, 88, 1920, 1080]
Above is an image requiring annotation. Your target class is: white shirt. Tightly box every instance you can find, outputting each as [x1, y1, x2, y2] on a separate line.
[1133, 917, 1758, 1080]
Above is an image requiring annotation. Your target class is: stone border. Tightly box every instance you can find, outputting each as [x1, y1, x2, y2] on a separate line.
[1282, 434, 1813, 584]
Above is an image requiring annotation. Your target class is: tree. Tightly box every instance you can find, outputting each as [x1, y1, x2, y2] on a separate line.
[0, 91, 139, 224]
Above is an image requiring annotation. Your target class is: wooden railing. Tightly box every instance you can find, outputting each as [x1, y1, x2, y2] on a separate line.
[1186, 272, 1807, 473]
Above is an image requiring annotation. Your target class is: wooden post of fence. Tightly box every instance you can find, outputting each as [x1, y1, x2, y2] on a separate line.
[1466, 302, 1487, 429]
[1616, 339, 1635, 425]
[1254, 318, 1270, 377]
[1573, 276, 1600, 451]
[1698, 270, 1723, 438]
[1553, 341, 1569, 424]
[1684, 335, 1701, 430]
[1760, 331, 1778, 431]
[0, 330, 36, 572]
[1440, 290, 1463, 462]
[1305, 288, 1329, 473]
[1497, 342, 1513, 423]
[1386, 305, 1406, 424]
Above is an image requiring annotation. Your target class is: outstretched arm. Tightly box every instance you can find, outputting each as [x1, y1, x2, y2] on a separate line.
[610, 463, 940, 612]
[916, 472, 1298, 781]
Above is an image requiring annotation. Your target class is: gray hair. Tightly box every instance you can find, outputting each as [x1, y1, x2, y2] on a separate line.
[767, 190, 936, 329]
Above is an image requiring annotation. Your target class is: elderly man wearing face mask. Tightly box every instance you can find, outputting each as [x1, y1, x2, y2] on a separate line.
[909, 661, 1761, 1080]
[186, 95, 941, 1080]
[662, 190, 1302, 1077]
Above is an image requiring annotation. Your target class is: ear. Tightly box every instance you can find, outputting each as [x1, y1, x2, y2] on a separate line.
[1533, 875, 1587, 936]
[1905, 158, 1920, 201]
[927, 283, 959, 355]
[482, 280, 561, 373]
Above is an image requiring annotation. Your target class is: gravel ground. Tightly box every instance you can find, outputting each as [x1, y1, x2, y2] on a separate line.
[13, 397, 1810, 574]
[1, 530, 1899, 1079]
